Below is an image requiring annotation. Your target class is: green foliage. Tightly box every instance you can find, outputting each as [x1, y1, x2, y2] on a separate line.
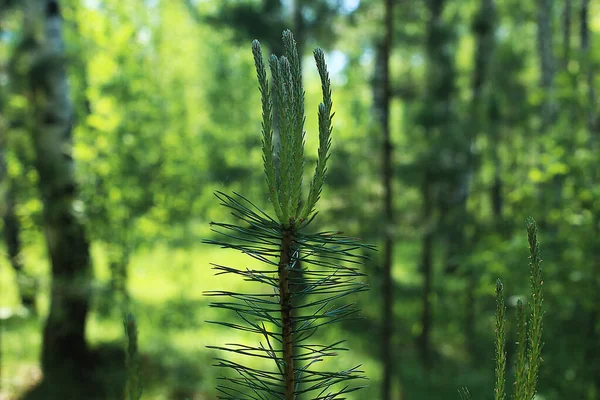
[2, 1, 599, 399]
[514, 300, 527, 400]
[465, 218, 544, 400]
[204, 30, 374, 400]
[524, 217, 544, 400]
[459, 387, 471, 400]
[252, 30, 333, 227]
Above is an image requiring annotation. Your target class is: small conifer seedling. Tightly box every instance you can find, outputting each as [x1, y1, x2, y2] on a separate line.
[204, 30, 374, 400]
[461, 217, 544, 400]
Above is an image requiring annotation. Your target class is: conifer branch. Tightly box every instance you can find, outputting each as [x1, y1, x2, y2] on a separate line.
[205, 31, 373, 399]
[514, 299, 527, 400]
[282, 30, 306, 219]
[460, 218, 544, 400]
[269, 54, 292, 224]
[301, 48, 333, 221]
[525, 217, 543, 400]
[252, 40, 283, 222]
[459, 387, 472, 400]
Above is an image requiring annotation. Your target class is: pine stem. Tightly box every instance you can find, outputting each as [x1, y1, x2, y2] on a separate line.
[525, 218, 543, 400]
[279, 229, 295, 399]
[514, 300, 527, 400]
[494, 279, 506, 400]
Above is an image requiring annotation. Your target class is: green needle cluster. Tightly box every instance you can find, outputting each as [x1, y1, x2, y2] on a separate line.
[252, 30, 332, 228]
[495, 217, 544, 400]
[463, 218, 544, 400]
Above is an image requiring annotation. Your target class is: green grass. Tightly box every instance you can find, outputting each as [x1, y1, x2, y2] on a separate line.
[2, 239, 378, 399]
[1, 235, 495, 399]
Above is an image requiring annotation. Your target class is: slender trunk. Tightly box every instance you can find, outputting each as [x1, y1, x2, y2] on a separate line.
[580, 0, 596, 133]
[0, 53, 36, 311]
[418, 169, 433, 370]
[25, 0, 93, 379]
[279, 229, 295, 399]
[465, 267, 476, 357]
[293, 0, 305, 69]
[0, 139, 35, 310]
[537, 0, 560, 234]
[581, 1, 600, 395]
[373, 0, 395, 397]
[586, 222, 600, 397]
[461, 0, 496, 357]
[109, 240, 131, 313]
[417, 0, 449, 371]
[562, 0, 572, 68]
[537, 0, 556, 131]
[584, 213, 600, 397]
[2, 183, 36, 310]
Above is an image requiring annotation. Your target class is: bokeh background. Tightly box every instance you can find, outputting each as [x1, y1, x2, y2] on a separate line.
[1, 0, 599, 399]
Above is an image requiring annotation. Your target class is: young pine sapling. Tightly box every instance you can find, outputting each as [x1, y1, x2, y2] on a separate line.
[204, 30, 374, 400]
[461, 217, 544, 400]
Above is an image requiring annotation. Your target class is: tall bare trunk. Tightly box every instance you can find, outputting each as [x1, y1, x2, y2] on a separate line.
[537, 0, 560, 233]
[1, 182, 37, 310]
[418, 169, 434, 370]
[373, 0, 395, 397]
[417, 0, 451, 371]
[24, 0, 93, 383]
[581, 0, 600, 395]
[293, 0, 306, 68]
[462, 0, 496, 358]
[538, 0, 556, 130]
[580, 0, 596, 133]
[1, 133, 37, 310]
[562, 0, 572, 68]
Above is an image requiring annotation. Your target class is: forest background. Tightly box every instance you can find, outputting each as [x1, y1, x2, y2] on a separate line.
[1, 0, 599, 399]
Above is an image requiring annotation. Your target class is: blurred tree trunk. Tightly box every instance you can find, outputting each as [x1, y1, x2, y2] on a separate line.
[372, 0, 395, 397]
[462, 0, 496, 358]
[562, 0, 572, 68]
[580, 0, 596, 133]
[293, 0, 306, 66]
[537, 0, 560, 238]
[0, 25, 37, 311]
[418, 0, 455, 371]
[581, 0, 600, 395]
[1, 130, 37, 311]
[537, 0, 556, 130]
[1, 180, 37, 311]
[418, 168, 434, 370]
[24, 0, 93, 384]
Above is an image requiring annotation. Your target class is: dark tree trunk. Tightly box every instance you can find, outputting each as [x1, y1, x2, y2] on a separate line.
[293, 0, 306, 67]
[373, 0, 395, 397]
[24, 0, 93, 389]
[580, 0, 596, 133]
[418, 169, 434, 371]
[462, 0, 496, 358]
[0, 137, 37, 310]
[537, 0, 556, 130]
[416, 0, 452, 371]
[581, 1, 600, 396]
[562, 0, 572, 68]
[2, 185, 37, 310]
